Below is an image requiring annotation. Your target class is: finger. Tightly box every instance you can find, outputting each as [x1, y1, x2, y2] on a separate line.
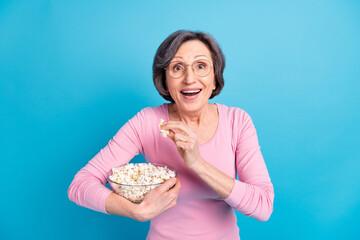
[167, 178, 181, 193]
[166, 178, 181, 200]
[175, 141, 188, 151]
[164, 123, 190, 135]
[174, 133, 190, 142]
[166, 129, 176, 143]
[163, 126, 187, 137]
[158, 177, 177, 192]
[173, 178, 181, 192]
[162, 121, 195, 136]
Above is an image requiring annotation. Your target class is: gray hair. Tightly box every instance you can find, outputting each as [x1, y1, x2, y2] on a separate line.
[153, 30, 225, 102]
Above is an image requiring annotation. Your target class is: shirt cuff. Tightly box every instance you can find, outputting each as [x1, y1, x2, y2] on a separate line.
[224, 179, 247, 209]
[99, 187, 113, 215]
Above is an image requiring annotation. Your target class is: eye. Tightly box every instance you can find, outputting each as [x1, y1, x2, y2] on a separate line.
[195, 61, 208, 70]
[172, 64, 184, 72]
[198, 64, 205, 69]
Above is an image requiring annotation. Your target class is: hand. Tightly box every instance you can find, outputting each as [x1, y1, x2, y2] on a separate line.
[161, 121, 201, 169]
[135, 177, 180, 222]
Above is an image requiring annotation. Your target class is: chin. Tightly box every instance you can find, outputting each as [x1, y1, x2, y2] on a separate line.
[178, 99, 208, 112]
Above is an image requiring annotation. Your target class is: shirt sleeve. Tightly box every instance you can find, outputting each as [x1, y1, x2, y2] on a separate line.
[67, 108, 149, 214]
[224, 110, 274, 221]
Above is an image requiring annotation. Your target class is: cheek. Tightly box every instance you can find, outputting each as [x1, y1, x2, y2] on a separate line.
[211, 78, 216, 89]
[212, 72, 217, 89]
[165, 79, 173, 91]
[207, 74, 216, 90]
[165, 80, 179, 98]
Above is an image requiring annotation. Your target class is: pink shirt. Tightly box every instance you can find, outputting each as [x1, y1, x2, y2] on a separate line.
[68, 103, 274, 239]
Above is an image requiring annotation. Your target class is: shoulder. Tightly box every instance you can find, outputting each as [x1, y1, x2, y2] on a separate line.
[136, 103, 167, 118]
[130, 103, 168, 126]
[217, 103, 252, 125]
[216, 103, 255, 149]
[217, 104, 258, 148]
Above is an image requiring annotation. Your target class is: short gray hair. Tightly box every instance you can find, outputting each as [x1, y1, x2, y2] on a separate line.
[153, 30, 225, 102]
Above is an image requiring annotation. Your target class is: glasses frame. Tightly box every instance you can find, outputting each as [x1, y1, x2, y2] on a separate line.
[164, 59, 214, 79]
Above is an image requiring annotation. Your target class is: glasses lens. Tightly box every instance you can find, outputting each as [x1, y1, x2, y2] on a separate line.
[193, 60, 211, 77]
[168, 62, 185, 78]
[167, 59, 212, 78]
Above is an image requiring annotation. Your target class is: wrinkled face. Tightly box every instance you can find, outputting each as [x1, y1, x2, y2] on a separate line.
[165, 40, 216, 113]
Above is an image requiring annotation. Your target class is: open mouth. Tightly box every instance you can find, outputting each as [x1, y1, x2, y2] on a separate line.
[180, 89, 202, 96]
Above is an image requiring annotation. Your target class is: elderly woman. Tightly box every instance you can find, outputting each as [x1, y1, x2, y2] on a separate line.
[68, 30, 274, 240]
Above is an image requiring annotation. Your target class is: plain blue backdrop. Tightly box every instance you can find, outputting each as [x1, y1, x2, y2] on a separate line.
[1, 0, 359, 239]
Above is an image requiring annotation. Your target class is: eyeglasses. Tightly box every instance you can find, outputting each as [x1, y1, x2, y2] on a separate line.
[165, 59, 213, 79]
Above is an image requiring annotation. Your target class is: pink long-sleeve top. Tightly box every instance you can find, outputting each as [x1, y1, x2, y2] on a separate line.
[68, 103, 274, 240]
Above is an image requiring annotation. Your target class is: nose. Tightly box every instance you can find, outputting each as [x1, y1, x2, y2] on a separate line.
[183, 65, 196, 84]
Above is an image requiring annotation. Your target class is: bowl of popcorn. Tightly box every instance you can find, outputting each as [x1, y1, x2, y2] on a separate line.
[107, 163, 177, 203]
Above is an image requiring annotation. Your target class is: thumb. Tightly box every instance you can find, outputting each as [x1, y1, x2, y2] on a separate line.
[158, 177, 177, 192]
[166, 129, 176, 143]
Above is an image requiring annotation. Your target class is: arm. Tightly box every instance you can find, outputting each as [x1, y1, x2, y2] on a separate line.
[68, 108, 181, 220]
[161, 110, 274, 221]
[105, 177, 180, 222]
[187, 158, 235, 199]
[67, 110, 144, 214]
[188, 146, 274, 222]
[105, 192, 140, 219]
[224, 111, 274, 221]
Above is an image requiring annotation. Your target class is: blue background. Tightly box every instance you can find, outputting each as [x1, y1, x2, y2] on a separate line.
[1, 0, 359, 239]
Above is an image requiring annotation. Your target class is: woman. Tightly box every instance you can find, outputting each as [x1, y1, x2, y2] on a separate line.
[68, 30, 274, 240]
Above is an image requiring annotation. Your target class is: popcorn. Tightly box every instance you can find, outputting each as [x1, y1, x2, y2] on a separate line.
[108, 163, 176, 203]
[159, 119, 169, 137]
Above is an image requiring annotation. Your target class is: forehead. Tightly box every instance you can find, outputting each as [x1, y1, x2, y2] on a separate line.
[173, 40, 211, 60]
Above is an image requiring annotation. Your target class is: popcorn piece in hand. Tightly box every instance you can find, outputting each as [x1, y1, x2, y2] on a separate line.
[159, 119, 169, 137]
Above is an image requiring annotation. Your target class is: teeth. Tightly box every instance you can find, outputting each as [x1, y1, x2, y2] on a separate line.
[181, 90, 201, 93]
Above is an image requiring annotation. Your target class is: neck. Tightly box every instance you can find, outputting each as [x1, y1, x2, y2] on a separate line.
[169, 103, 213, 127]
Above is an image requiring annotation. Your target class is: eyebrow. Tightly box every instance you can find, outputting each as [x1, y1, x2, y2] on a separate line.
[173, 55, 209, 60]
